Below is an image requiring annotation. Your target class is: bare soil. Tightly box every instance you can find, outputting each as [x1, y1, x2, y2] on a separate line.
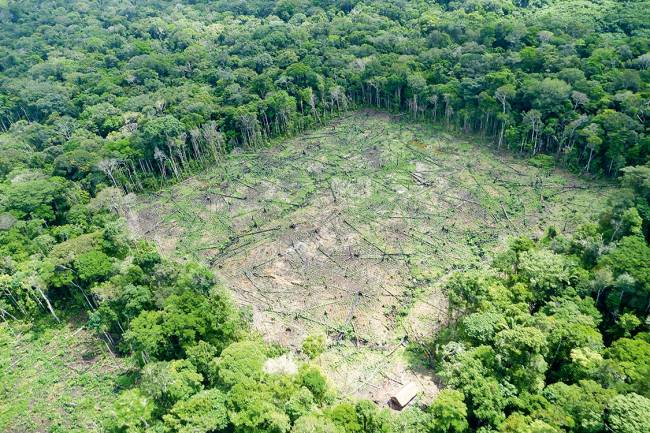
[128, 110, 612, 405]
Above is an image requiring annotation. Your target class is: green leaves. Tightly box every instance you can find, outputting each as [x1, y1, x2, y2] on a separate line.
[1, 176, 72, 222]
[74, 250, 113, 284]
[517, 249, 572, 302]
[1, 1, 649, 432]
[301, 334, 326, 359]
[140, 359, 204, 410]
[124, 310, 165, 363]
[285, 387, 315, 422]
[226, 379, 291, 433]
[541, 380, 614, 433]
[215, 340, 267, 388]
[138, 115, 185, 159]
[599, 236, 650, 314]
[495, 326, 548, 391]
[605, 393, 650, 433]
[125, 290, 243, 364]
[604, 336, 650, 396]
[291, 414, 342, 433]
[440, 346, 507, 427]
[163, 389, 228, 433]
[427, 389, 468, 433]
[438, 213, 650, 431]
[461, 311, 508, 345]
[108, 388, 154, 433]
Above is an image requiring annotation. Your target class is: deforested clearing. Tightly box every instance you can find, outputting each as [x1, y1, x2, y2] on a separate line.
[128, 110, 612, 402]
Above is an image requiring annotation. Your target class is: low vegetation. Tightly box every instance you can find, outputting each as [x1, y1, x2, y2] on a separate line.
[0, 322, 129, 432]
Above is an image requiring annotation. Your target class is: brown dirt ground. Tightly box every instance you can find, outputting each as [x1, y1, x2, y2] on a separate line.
[126, 110, 612, 407]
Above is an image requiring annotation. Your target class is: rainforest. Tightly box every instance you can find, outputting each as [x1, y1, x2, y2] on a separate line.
[0, 1, 649, 433]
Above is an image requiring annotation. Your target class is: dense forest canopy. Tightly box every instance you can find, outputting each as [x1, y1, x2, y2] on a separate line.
[0, 0, 649, 432]
[1, 0, 649, 184]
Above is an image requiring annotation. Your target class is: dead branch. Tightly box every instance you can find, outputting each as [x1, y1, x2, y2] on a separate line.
[317, 246, 346, 270]
[212, 191, 247, 200]
[343, 219, 385, 254]
[237, 226, 281, 239]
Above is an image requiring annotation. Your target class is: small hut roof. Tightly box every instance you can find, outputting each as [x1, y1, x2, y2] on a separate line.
[389, 382, 418, 409]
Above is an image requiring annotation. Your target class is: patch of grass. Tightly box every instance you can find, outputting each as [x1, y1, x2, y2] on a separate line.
[0, 320, 130, 433]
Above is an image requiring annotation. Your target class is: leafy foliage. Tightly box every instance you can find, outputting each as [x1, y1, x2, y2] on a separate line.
[0, 0, 648, 432]
[433, 175, 650, 431]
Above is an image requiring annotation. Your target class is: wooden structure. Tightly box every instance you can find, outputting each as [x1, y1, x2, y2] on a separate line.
[389, 382, 418, 410]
